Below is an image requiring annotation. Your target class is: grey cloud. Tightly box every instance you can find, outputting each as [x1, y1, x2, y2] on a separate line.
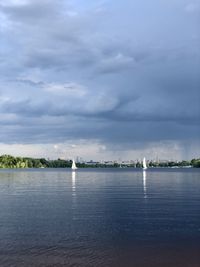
[0, 0, 63, 22]
[0, 0, 199, 158]
[0, 113, 199, 148]
[95, 53, 135, 74]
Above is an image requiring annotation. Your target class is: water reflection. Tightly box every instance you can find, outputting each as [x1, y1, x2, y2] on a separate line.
[72, 171, 76, 197]
[0, 169, 200, 267]
[143, 170, 147, 199]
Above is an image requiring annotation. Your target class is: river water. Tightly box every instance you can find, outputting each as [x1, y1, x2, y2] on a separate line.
[0, 168, 199, 267]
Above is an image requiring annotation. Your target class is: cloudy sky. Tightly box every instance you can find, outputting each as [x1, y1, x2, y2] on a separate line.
[0, 0, 199, 161]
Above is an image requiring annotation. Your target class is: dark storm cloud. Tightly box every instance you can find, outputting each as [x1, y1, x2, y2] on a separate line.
[0, 0, 199, 157]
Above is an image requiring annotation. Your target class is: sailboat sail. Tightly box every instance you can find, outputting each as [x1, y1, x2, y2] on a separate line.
[143, 157, 147, 170]
[71, 159, 77, 170]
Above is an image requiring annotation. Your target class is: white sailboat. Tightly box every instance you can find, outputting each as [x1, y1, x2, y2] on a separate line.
[142, 157, 147, 170]
[71, 159, 77, 171]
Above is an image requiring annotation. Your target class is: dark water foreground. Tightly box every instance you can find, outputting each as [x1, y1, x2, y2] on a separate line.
[0, 168, 199, 267]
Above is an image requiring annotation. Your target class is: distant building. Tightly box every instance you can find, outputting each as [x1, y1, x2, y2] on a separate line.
[86, 160, 100, 165]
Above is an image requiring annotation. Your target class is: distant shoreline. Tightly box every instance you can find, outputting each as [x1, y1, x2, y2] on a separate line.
[0, 154, 200, 168]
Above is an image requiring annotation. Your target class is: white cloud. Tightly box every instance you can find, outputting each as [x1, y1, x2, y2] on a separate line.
[0, 140, 199, 161]
[0, 0, 29, 7]
[44, 82, 87, 97]
[185, 2, 200, 13]
[97, 53, 134, 73]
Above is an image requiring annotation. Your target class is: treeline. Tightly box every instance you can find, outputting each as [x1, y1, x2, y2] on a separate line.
[115, 159, 200, 168]
[0, 154, 200, 168]
[0, 155, 72, 169]
[148, 159, 200, 168]
[0, 155, 90, 169]
[121, 159, 200, 168]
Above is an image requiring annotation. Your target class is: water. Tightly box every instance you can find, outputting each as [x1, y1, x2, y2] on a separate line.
[0, 168, 199, 267]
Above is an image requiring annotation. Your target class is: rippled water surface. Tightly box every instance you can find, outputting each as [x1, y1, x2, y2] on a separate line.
[0, 168, 200, 267]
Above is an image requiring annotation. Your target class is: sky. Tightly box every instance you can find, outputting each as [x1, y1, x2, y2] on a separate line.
[0, 0, 200, 161]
